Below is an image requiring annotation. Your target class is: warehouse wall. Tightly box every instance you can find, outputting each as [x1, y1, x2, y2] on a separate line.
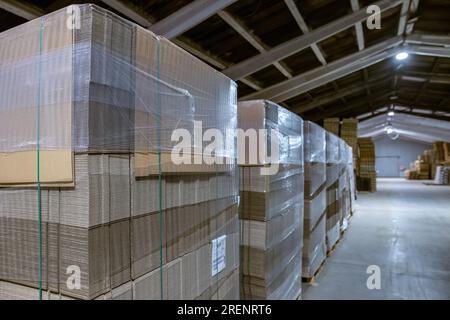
[373, 136, 431, 177]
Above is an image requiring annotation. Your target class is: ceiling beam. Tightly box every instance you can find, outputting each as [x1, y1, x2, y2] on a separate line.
[241, 36, 402, 102]
[406, 33, 450, 47]
[350, 0, 365, 51]
[217, 10, 292, 79]
[223, 0, 403, 80]
[399, 71, 450, 85]
[397, 0, 411, 35]
[396, 99, 450, 111]
[310, 91, 395, 121]
[149, 0, 237, 39]
[0, 0, 43, 20]
[408, 44, 450, 58]
[413, 57, 439, 105]
[359, 110, 450, 123]
[284, 0, 327, 65]
[284, 0, 349, 106]
[294, 73, 391, 114]
[101, 0, 153, 27]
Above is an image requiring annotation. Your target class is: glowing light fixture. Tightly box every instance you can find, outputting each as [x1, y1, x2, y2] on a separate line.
[388, 111, 395, 117]
[395, 52, 409, 60]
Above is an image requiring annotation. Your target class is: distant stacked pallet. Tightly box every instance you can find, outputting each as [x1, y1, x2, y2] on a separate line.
[323, 118, 340, 136]
[357, 138, 377, 192]
[434, 166, 450, 185]
[415, 160, 430, 179]
[302, 121, 327, 280]
[0, 5, 239, 300]
[238, 100, 304, 300]
[405, 144, 450, 181]
[340, 118, 359, 164]
[433, 141, 447, 163]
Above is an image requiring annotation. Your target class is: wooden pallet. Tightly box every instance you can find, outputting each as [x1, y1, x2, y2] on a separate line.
[302, 258, 326, 284]
[326, 237, 341, 257]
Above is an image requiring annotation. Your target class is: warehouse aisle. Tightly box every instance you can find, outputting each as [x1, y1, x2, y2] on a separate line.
[303, 178, 450, 299]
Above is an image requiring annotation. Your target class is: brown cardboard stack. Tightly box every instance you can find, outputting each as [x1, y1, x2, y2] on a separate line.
[422, 150, 434, 179]
[404, 169, 418, 180]
[323, 118, 340, 136]
[444, 143, 450, 162]
[0, 5, 239, 300]
[238, 100, 303, 300]
[430, 141, 450, 179]
[325, 133, 341, 252]
[302, 121, 327, 279]
[414, 160, 430, 179]
[433, 141, 446, 163]
[340, 118, 359, 164]
[356, 138, 377, 192]
[340, 119, 358, 148]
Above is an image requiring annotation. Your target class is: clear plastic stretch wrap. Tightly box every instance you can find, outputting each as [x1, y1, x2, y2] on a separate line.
[0, 5, 239, 300]
[347, 145, 357, 212]
[326, 132, 340, 187]
[338, 139, 348, 175]
[340, 143, 355, 232]
[303, 121, 326, 198]
[302, 121, 326, 278]
[238, 100, 303, 300]
[325, 180, 341, 252]
[325, 134, 342, 252]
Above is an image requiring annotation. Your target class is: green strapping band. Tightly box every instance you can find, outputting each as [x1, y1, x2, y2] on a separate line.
[37, 17, 44, 301]
[156, 38, 164, 300]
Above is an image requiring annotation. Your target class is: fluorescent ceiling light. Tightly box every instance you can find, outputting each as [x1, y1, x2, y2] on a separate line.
[395, 52, 409, 60]
[388, 111, 395, 117]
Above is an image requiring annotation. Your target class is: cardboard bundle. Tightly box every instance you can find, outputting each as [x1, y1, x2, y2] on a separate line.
[340, 118, 358, 158]
[444, 143, 450, 162]
[405, 169, 418, 180]
[414, 160, 430, 179]
[238, 100, 304, 300]
[433, 142, 446, 163]
[0, 5, 239, 300]
[357, 138, 376, 192]
[434, 166, 450, 185]
[302, 121, 327, 278]
[323, 118, 340, 136]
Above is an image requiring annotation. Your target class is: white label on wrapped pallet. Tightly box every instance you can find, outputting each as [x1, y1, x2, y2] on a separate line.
[211, 235, 227, 276]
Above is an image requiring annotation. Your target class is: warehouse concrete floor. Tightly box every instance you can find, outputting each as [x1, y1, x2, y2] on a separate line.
[303, 178, 450, 300]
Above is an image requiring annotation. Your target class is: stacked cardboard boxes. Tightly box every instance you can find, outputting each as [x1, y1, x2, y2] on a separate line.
[433, 142, 446, 163]
[238, 100, 304, 300]
[414, 160, 430, 179]
[340, 119, 358, 148]
[323, 118, 340, 136]
[356, 138, 377, 192]
[340, 118, 359, 164]
[0, 5, 239, 300]
[325, 133, 341, 252]
[434, 166, 450, 185]
[302, 121, 327, 279]
[431, 142, 450, 179]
